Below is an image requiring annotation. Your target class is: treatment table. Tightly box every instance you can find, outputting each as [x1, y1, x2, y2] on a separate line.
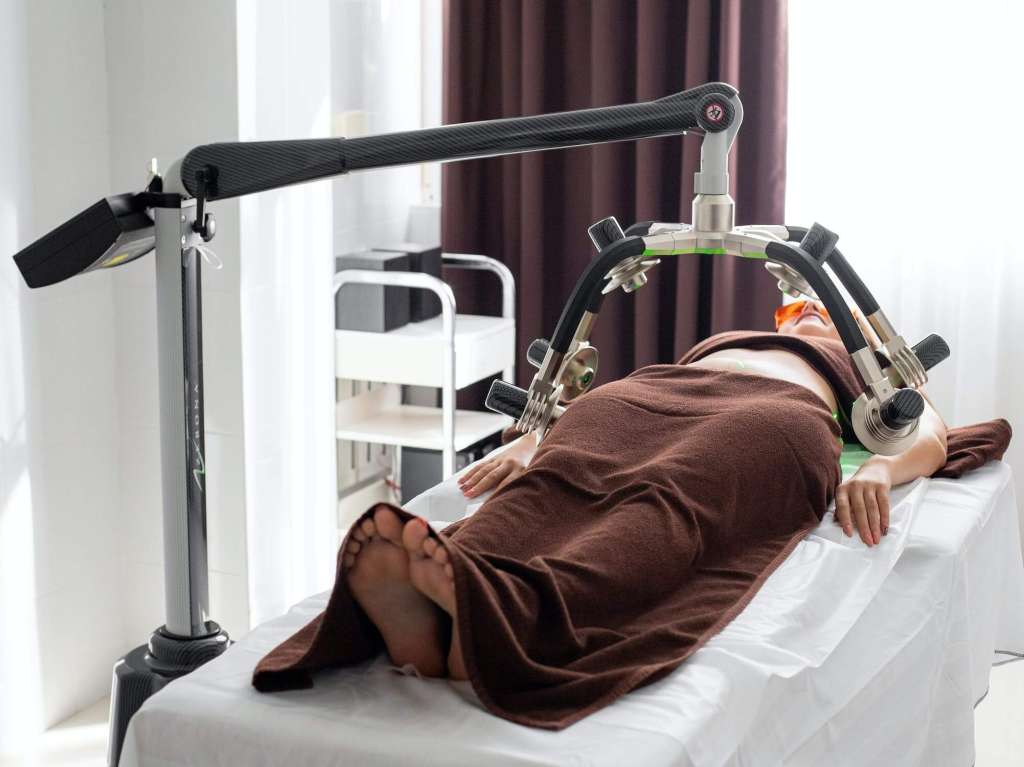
[119, 455, 1024, 767]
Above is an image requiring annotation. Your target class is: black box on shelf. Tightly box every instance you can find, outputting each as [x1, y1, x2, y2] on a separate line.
[376, 242, 442, 322]
[399, 433, 502, 504]
[335, 250, 411, 332]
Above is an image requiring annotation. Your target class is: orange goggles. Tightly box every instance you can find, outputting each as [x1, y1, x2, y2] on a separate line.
[774, 300, 829, 330]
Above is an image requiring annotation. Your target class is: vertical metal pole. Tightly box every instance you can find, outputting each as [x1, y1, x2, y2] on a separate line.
[441, 295, 456, 478]
[154, 200, 210, 638]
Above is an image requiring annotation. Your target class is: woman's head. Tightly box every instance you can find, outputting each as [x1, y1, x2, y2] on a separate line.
[774, 299, 882, 348]
[774, 299, 841, 341]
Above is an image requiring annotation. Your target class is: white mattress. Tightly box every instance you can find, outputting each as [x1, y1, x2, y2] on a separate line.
[121, 462, 1024, 767]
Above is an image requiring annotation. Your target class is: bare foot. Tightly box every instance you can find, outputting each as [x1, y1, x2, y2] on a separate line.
[401, 517, 455, 614]
[344, 505, 449, 677]
[400, 517, 468, 680]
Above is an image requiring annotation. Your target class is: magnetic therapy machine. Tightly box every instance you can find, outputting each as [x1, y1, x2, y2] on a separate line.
[10, 81, 949, 765]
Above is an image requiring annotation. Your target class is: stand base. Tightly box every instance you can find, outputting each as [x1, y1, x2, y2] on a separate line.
[108, 622, 229, 767]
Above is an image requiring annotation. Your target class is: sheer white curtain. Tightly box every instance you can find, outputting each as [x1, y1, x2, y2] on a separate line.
[787, 1, 1024, 485]
[237, 0, 337, 626]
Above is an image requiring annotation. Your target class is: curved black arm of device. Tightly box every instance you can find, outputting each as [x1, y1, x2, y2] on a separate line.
[180, 83, 738, 201]
[763, 239, 870, 354]
[785, 223, 950, 377]
[548, 236, 647, 353]
[543, 226, 874, 362]
[785, 225, 880, 315]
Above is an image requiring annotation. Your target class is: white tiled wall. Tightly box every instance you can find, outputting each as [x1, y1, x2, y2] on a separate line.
[104, 0, 250, 642]
[0, 0, 124, 750]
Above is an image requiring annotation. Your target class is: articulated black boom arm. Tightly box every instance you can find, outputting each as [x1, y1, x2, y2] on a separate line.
[179, 83, 737, 202]
[12, 83, 739, 289]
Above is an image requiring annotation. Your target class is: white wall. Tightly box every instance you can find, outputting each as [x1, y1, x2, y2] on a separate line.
[104, 0, 250, 642]
[0, 0, 121, 749]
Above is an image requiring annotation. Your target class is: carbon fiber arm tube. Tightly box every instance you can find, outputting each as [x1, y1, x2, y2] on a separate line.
[180, 83, 737, 201]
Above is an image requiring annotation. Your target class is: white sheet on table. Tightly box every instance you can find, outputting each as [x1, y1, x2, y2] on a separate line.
[120, 462, 1024, 767]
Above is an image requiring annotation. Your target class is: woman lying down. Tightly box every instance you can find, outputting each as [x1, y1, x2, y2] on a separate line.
[253, 300, 949, 729]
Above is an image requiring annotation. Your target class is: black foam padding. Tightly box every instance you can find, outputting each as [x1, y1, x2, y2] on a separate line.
[527, 338, 550, 368]
[912, 334, 950, 372]
[486, 379, 528, 420]
[182, 83, 739, 201]
[881, 389, 925, 429]
[798, 223, 839, 263]
[588, 217, 625, 250]
[182, 138, 343, 202]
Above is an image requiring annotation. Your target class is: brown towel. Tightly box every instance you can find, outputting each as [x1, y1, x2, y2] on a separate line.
[679, 331, 1013, 477]
[679, 330, 863, 440]
[253, 330, 1011, 728]
[933, 419, 1012, 478]
[254, 365, 842, 728]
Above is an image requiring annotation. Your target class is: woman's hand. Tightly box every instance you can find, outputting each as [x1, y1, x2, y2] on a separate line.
[835, 458, 893, 546]
[458, 451, 528, 498]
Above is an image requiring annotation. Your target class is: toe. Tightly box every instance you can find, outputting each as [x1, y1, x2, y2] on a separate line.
[432, 546, 449, 566]
[360, 519, 376, 538]
[344, 553, 356, 569]
[346, 540, 362, 554]
[401, 517, 431, 556]
[373, 505, 405, 544]
[422, 538, 438, 557]
[353, 527, 368, 543]
[444, 563, 453, 579]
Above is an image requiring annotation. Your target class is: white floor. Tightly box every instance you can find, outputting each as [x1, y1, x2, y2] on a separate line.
[3, 661, 1022, 766]
[0, 697, 109, 767]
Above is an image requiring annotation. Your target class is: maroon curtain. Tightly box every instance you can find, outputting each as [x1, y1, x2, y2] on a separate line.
[442, 0, 788, 390]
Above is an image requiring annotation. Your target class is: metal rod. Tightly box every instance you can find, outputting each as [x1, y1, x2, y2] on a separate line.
[154, 201, 211, 637]
[442, 252, 516, 383]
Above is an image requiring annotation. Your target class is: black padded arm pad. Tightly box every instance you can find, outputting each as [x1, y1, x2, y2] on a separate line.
[486, 380, 528, 421]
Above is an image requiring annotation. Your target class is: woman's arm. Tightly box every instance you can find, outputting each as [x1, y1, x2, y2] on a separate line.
[835, 395, 948, 546]
[459, 432, 539, 498]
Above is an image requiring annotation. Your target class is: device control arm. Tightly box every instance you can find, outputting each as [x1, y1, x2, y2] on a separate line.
[176, 84, 739, 202]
